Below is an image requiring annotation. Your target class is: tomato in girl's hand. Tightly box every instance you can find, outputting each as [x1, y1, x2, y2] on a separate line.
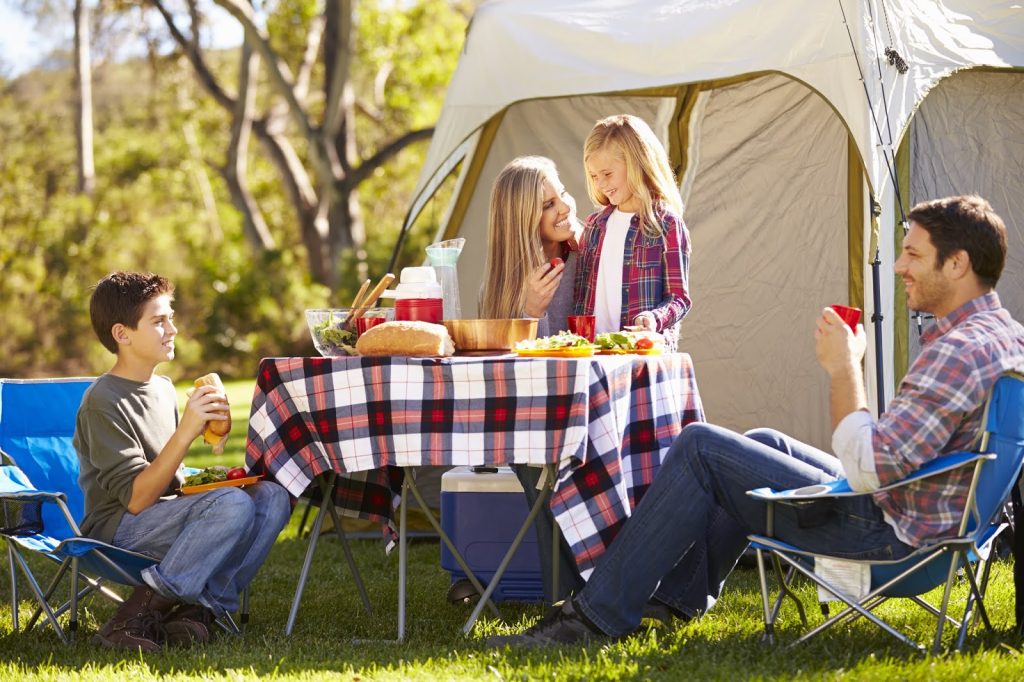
[226, 467, 248, 480]
[636, 337, 655, 350]
[547, 257, 563, 274]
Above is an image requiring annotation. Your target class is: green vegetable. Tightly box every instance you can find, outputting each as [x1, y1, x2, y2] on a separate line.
[595, 332, 637, 350]
[183, 466, 229, 487]
[515, 331, 591, 350]
[313, 313, 357, 355]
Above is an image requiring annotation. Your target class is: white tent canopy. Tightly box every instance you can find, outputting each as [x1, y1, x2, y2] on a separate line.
[406, 0, 1024, 448]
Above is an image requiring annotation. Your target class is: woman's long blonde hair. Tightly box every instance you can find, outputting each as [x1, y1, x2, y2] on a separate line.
[480, 156, 559, 319]
[584, 114, 683, 239]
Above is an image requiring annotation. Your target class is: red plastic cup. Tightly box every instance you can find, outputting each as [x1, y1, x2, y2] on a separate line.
[831, 304, 862, 331]
[355, 316, 387, 335]
[568, 315, 596, 342]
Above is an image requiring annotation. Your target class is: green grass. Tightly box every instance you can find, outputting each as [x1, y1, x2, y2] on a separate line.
[2, 380, 1024, 679]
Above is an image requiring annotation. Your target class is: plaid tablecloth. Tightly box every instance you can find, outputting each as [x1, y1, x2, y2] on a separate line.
[245, 353, 704, 576]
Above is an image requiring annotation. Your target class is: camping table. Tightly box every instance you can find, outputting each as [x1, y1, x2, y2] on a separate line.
[245, 352, 704, 639]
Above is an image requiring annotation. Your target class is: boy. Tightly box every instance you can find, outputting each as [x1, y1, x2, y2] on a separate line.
[74, 271, 290, 651]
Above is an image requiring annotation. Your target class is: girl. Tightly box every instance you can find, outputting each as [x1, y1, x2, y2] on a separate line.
[480, 156, 581, 337]
[576, 114, 691, 350]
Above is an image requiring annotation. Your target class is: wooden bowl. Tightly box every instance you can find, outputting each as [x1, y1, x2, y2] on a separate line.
[443, 318, 538, 351]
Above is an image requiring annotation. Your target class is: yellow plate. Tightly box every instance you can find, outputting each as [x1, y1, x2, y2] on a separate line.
[596, 347, 664, 356]
[180, 475, 262, 495]
[513, 346, 597, 358]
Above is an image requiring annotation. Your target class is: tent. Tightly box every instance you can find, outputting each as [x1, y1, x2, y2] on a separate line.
[401, 0, 1024, 449]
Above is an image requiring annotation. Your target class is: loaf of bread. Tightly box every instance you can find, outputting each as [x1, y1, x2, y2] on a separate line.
[194, 373, 231, 453]
[355, 320, 455, 357]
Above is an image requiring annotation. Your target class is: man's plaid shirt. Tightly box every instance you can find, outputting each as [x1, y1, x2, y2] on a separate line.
[873, 292, 1024, 546]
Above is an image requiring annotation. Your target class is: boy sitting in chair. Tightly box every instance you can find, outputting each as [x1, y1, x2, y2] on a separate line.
[74, 271, 290, 651]
[487, 195, 1024, 647]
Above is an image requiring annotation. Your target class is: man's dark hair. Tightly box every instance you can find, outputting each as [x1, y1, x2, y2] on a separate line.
[89, 272, 175, 354]
[907, 194, 1007, 288]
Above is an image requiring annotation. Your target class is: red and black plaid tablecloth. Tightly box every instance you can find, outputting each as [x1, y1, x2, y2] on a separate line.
[245, 353, 703, 575]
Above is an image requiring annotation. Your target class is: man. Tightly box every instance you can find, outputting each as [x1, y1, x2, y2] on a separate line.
[487, 194, 1024, 646]
[75, 272, 291, 651]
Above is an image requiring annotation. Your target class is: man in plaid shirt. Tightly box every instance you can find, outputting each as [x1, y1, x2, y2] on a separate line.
[489, 194, 1024, 647]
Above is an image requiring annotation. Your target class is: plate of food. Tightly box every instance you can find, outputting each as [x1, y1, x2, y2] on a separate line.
[594, 330, 665, 355]
[179, 466, 262, 495]
[513, 331, 597, 358]
[514, 346, 597, 358]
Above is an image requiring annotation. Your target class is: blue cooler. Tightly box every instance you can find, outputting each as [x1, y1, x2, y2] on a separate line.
[440, 466, 544, 603]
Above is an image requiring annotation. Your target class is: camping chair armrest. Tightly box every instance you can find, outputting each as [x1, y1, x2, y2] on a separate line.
[747, 451, 992, 502]
[0, 489, 68, 505]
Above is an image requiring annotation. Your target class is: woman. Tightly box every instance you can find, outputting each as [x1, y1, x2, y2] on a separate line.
[480, 156, 581, 336]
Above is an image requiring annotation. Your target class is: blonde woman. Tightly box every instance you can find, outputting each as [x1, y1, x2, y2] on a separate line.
[480, 156, 581, 337]
[577, 114, 692, 350]
[480, 156, 585, 602]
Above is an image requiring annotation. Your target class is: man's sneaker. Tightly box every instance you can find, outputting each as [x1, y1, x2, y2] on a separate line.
[485, 600, 609, 648]
[163, 604, 215, 647]
[641, 599, 692, 626]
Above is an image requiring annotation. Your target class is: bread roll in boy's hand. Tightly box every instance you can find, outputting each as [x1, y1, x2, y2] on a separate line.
[193, 373, 231, 454]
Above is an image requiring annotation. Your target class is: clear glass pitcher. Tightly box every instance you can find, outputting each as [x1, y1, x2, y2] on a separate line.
[425, 237, 465, 320]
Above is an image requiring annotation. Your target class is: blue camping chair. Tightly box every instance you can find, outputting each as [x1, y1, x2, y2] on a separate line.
[0, 377, 240, 642]
[747, 371, 1024, 654]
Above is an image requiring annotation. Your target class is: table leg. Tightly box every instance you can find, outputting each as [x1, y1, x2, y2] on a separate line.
[552, 494, 561, 603]
[397, 476, 408, 642]
[403, 471, 501, 620]
[461, 463, 555, 635]
[324, 501, 372, 614]
[286, 473, 334, 635]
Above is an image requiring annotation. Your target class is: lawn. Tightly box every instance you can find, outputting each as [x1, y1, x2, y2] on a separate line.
[2, 380, 1024, 679]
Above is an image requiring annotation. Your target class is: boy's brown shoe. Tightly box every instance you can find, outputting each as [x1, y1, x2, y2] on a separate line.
[92, 586, 172, 653]
[163, 604, 215, 647]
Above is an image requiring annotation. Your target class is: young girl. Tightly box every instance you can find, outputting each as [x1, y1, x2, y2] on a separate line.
[480, 156, 581, 337]
[576, 114, 691, 350]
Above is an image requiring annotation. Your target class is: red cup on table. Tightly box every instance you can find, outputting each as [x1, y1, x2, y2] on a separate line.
[355, 316, 388, 336]
[567, 314, 596, 342]
[830, 304, 862, 331]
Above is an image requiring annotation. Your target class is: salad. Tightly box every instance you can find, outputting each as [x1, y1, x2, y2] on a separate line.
[313, 314, 357, 356]
[594, 331, 661, 351]
[515, 331, 593, 350]
[183, 466, 229, 487]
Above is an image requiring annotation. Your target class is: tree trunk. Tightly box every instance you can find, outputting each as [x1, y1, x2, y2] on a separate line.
[224, 42, 275, 250]
[73, 0, 95, 195]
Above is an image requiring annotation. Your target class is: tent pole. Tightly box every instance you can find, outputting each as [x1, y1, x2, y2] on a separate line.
[871, 246, 885, 412]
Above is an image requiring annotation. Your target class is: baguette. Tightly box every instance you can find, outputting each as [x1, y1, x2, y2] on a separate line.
[355, 320, 455, 357]
[194, 373, 231, 452]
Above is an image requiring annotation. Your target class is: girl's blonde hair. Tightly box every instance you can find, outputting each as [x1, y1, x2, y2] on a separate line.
[583, 114, 683, 238]
[480, 156, 559, 319]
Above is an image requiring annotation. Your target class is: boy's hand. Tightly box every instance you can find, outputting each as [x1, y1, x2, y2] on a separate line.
[181, 383, 230, 441]
[523, 259, 564, 318]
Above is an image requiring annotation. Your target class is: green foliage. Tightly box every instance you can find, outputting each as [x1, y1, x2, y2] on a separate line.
[0, 0, 470, 378]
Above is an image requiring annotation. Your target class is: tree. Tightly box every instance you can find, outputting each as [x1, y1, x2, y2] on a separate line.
[73, 0, 96, 194]
[149, 0, 469, 289]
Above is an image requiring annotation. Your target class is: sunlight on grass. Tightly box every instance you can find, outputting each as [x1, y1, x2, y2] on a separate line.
[2, 377, 1023, 679]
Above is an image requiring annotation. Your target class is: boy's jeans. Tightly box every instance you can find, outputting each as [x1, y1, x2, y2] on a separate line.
[575, 423, 915, 636]
[113, 481, 291, 616]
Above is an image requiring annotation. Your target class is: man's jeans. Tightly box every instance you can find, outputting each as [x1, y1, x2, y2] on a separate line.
[113, 481, 291, 616]
[575, 423, 915, 636]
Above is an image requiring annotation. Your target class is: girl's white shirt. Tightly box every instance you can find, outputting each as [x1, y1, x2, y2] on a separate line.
[594, 209, 633, 334]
